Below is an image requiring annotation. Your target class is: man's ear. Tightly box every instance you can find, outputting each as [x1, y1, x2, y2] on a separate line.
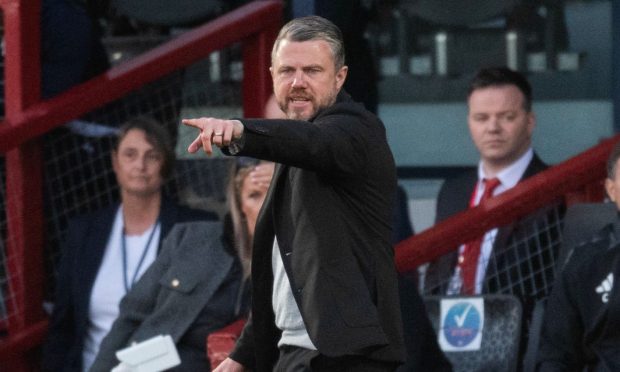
[335, 65, 348, 90]
[527, 112, 536, 137]
[605, 178, 616, 202]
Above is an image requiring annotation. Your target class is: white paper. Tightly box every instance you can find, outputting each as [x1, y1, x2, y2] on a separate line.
[115, 334, 181, 372]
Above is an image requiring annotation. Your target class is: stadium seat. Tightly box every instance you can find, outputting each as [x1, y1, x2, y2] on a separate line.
[423, 294, 522, 372]
[206, 318, 246, 369]
[555, 202, 616, 269]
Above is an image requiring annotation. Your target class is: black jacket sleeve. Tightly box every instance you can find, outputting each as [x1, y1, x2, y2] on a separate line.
[536, 259, 586, 371]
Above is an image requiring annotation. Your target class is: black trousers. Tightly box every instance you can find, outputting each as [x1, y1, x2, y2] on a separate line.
[274, 345, 399, 372]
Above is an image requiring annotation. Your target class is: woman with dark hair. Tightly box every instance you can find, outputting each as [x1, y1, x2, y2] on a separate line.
[88, 157, 274, 372]
[42, 116, 217, 372]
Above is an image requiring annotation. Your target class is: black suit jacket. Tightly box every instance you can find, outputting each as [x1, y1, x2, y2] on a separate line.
[41, 198, 216, 372]
[228, 92, 406, 371]
[425, 154, 561, 301]
[537, 219, 620, 371]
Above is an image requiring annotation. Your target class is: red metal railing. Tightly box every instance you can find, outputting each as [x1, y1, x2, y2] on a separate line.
[0, 1, 282, 369]
[395, 135, 618, 273]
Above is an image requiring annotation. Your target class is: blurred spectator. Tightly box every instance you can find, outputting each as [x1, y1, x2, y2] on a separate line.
[41, 0, 109, 99]
[424, 66, 559, 299]
[92, 153, 274, 372]
[225, 158, 275, 317]
[536, 141, 620, 371]
[41, 117, 217, 372]
[89, 220, 243, 372]
[423, 66, 563, 365]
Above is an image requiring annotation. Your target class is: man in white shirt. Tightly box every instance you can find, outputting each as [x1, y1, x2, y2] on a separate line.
[425, 67, 562, 304]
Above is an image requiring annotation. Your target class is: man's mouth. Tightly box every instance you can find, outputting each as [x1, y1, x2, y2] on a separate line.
[484, 139, 504, 146]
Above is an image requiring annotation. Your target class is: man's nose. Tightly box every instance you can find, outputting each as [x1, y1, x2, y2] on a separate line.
[487, 118, 501, 131]
[291, 71, 306, 87]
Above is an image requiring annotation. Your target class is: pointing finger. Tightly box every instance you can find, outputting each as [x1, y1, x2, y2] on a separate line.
[187, 134, 203, 153]
[182, 118, 202, 129]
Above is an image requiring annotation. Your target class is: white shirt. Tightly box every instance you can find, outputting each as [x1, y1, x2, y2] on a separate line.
[448, 148, 534, 295]
[82, 207, 160, 372]
[271, 239, 316, 350]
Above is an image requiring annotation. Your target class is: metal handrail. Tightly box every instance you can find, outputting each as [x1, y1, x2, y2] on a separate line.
[0, 1, 282, 368]
[395, 135, 618, 273]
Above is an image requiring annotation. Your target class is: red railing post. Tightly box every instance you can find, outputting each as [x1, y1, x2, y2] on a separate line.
[242, 15, 281, 117]
[0, 0, 285, 153]
[1, 0, 47, 370]
[0, 1, 284, 368]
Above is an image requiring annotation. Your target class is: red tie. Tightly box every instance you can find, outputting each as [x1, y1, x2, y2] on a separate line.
[459, 177, 501, 294]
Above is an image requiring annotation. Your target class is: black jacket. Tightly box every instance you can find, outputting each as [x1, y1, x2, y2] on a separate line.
[41, 199, 216, 372]
[228, 91, 406, 371]
[537, 217, 620, 371]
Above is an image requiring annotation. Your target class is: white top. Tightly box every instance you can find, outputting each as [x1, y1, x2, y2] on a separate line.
[82, 206, 160, 372]
[271, 239, 316, 350]
[448, 148, 533, 295]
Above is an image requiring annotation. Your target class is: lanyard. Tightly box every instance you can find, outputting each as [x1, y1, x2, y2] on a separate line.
[121, 220, 159, 293]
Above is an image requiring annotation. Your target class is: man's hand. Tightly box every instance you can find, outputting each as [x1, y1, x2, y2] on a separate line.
[213, 357, 247, 372]
[182, 118, 244, 155]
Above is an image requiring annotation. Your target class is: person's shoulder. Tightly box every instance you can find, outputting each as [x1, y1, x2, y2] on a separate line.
[578, 222, 617, 252]
[433, 169, 477, 222]
[163, 198, 219, 223]
[176, 205, 219, 222]
[322, 91, 375, 120]
[439, 168, 477, 194]
[67, 204, 118, 229]
[525, 152, 548, 176]
[564, 222, 620, 273]
[167, 220, 223, 240]
[164, 220, 232, 258]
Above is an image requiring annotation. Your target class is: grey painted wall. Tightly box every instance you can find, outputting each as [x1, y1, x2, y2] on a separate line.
[381, 100, 613, 168]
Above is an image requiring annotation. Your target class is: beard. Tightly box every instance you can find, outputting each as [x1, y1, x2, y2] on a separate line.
[279, 88, 338, 121]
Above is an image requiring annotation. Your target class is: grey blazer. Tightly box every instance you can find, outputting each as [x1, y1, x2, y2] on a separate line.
[89, 221, 243, 372]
